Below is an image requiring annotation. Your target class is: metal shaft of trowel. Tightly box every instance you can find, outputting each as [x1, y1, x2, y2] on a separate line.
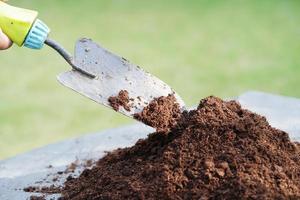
[45, 38, 96, 78]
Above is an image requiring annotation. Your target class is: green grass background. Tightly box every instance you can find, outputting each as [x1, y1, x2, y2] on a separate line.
[0, 0, 299, 159]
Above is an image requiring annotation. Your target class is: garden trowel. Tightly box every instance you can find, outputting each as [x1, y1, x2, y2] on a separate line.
[0, 1, 185, 119]
[57, 38, 186, 117]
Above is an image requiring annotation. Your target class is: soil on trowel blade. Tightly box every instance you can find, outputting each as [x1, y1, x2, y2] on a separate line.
[134, 94, 182, 132]
[54, 96, 300, 199]
[108, 90, 131, 111]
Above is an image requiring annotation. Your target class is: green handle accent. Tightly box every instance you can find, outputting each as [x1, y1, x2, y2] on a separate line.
[0, 1, 38, 46]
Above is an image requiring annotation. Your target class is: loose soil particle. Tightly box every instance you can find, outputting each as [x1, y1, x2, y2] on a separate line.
[134, 94, 182, 132]
[30, 195, 46, 200]
[29, 96, 300, 199]
[108, 90, 131, 111]
[24, 185, 61, 194]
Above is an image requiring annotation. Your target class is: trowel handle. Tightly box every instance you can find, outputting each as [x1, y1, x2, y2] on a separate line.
[0, 1, 50, 49]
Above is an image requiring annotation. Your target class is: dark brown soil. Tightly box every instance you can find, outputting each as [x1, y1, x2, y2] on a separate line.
[108, 90, 131, 111]
[134, 94, 182, 132]
[56, 96, 300, 199]
[24, 185, 61, 194]
[25, 159, 97, 200]
[30, 195, 46, 200]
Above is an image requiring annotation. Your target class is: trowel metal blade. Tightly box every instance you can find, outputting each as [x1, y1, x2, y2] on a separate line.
[57, 38, 185, 118]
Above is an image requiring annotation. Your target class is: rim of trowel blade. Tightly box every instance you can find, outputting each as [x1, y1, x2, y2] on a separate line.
[57, 38, 186, 118]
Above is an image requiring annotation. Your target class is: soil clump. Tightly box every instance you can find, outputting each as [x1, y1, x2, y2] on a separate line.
[134, 94, 182, 132]
[108, 90, 131, 111]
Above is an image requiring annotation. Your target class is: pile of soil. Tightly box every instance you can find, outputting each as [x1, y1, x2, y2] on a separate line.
[108, 90, 131, 111]
[56, 96, 300, 199]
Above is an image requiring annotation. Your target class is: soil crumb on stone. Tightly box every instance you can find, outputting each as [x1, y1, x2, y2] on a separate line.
[134, 94, 182, 132]
[108, 90, 131, 111]
[24, 185, 61, 194]
[30, 195, 46, 200]
[35, 97, 300, 199]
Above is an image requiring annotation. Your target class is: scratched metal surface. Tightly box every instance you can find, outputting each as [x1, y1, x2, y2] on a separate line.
[0, 91, 299, 200]
[58, 39, 186, 119]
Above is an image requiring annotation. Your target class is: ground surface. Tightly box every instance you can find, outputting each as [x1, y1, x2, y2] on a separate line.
[0, 0, 299, 159]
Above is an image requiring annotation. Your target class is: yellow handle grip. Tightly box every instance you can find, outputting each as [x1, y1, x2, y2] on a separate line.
[0, 1, 38, 46]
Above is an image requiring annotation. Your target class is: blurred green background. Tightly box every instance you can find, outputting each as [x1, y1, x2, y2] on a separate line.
[0, 0, 299, 159]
